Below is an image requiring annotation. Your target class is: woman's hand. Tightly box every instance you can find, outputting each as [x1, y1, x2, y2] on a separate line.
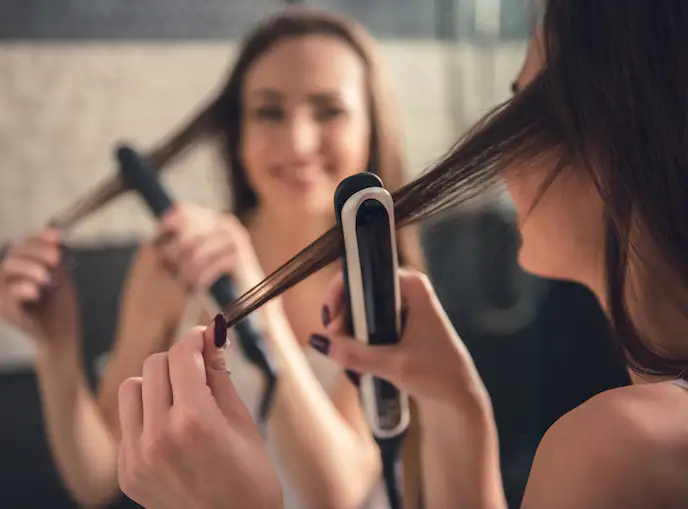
[310, 269, 490, 412]
[118, 316, 283, 509]
[0, 228, 80, 353]
[153, 205, 263, 295]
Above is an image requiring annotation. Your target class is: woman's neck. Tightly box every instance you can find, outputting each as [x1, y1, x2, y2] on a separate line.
[245, 205, 335, 275]
[588, 252, 688, 385]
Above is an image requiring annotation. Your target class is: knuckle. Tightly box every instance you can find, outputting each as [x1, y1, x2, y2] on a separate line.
[412, 271, 433, 291]
[171, 408, 207, 447]
[341, 349, 359, 369]
[2, 257, 18, 274]
[46, 245, 62, 267]
[340, 343, 368, 371]
[167, 332, 198, 362]
[10, 282, 38, 301]
[393, 351, 416, 383]
[118, 465, 135, 495]
[118, 446, 144, 495]
[142, 352, 168, 375]
[402, 270, 434, 296]
[141, 430, 174, 465]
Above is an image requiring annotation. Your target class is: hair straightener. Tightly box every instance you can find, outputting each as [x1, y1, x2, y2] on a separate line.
[334, 172, 409, 509]
[116, 144, 278, 432]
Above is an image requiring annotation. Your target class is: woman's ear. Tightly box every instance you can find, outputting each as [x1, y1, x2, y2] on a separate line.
[517, 27, 546, 90]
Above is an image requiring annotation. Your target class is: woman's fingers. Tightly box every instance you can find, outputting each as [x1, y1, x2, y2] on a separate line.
[12, 231, 62, 264]
[321, 268, 432, 329]
[186, 239, 238, 289]
[119, 377, 144, 442]
[321, 272, 346, 327]
[6, 280, 42, 303]
[155, 230, 204, 268]
[308, 332, 404, 384]
[202, 316, 250, 423]
[141, 353, 173, 440]
[167, 326, 210, 407]
[3, 257, 54, 287]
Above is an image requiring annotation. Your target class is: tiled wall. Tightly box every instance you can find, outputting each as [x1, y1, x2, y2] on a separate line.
[0, 40, 526, 243]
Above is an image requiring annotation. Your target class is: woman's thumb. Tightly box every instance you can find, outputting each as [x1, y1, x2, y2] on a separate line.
[308, 333, 402, 384]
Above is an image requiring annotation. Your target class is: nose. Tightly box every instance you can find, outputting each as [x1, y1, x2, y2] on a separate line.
[283, 114, 320, 162]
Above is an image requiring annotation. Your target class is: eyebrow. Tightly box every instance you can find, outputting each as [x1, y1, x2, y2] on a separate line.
[249, 88, 344, 103]
[249, 88, 283, 101]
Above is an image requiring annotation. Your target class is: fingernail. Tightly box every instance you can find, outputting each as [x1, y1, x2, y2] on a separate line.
[308, 334, 330, 355]
[345, 370, 360, 387]
[214, 314, 228, 348]
[321, 306, 331, 327]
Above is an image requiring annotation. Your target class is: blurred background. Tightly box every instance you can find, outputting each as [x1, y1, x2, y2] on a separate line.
[0, 1, 629, 508]
[0, 0, 530, 241]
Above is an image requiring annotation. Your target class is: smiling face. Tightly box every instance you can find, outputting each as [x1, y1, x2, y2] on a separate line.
[238, 34, 371, 218]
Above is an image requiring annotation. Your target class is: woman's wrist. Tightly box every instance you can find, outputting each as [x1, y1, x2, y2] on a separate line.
[417, 385, 494, 429]
[418, 385, 505, 509]
[413, 361, 493, 421]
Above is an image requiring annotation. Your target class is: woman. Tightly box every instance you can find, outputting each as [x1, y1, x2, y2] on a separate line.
[0, 8, 424, 509]
[119, 1, 688, 508]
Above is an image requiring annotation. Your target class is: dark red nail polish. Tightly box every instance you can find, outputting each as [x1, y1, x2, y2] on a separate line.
[214, 314, 228, 348]
[345, 370, 360, 387]
[321, 306, 331, 327]
[309, 334, 330, 355]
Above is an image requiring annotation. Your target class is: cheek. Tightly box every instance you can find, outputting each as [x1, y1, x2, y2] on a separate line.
[324, 117, 371, 179]
[506, 168, 605, 279]
[504, 170, 542, 230]
[239, 125, 271, 187]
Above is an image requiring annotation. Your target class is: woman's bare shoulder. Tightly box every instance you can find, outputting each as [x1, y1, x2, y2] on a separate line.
[520, 382, 688, 509]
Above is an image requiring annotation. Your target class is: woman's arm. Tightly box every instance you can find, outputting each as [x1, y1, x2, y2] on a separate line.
[35, 244, 184, 507]
[418, 395, 506, 509]
[96, 243, 185, 439]
[34, 349, 120, 508]
[261, 303, 382, 509]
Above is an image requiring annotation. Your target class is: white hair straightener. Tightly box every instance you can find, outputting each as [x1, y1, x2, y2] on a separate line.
[334, 172, 409, 509]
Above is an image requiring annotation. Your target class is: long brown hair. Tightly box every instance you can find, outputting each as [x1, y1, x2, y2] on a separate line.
[223, 0, 688, 381]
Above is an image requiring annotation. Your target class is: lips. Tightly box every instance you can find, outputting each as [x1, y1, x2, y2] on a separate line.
[275, 168, 324, 190]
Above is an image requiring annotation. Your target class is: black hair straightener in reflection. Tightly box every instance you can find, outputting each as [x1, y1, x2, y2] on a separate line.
[116, 144, 278, 432]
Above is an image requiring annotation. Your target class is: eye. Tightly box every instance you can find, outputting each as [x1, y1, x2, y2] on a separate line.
[316, 106, 345, 122]
[253, 106, 284, 121]
[511, 81, 520, 95]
